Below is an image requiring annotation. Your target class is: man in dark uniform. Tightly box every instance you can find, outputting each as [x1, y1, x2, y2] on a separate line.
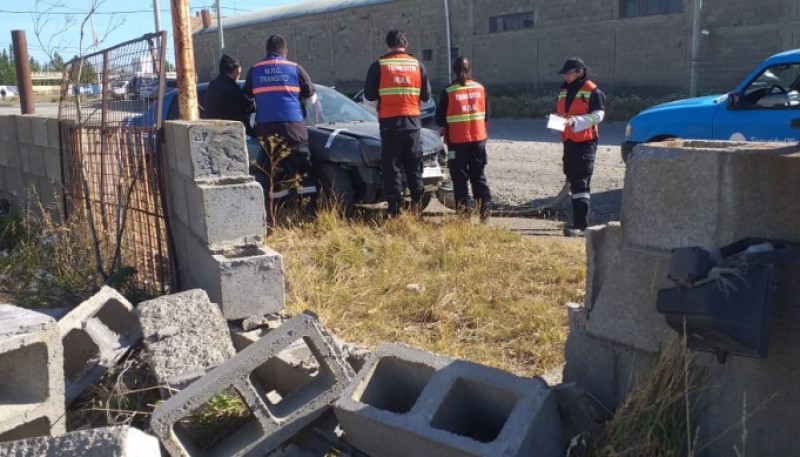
[205, 54, 254, 136]
[555, 57, 606, 237]
[363, 29, 432, 217]
[244, 35, 317, 221]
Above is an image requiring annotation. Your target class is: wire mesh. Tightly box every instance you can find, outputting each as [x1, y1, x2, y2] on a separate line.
[58, 32, 174, 296]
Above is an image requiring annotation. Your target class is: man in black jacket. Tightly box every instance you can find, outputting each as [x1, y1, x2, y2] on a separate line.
[205, 54, 254, 136]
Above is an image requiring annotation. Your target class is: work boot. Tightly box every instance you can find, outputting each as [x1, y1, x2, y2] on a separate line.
[564, 198, 590, 237]
[478, 200, 491, 223]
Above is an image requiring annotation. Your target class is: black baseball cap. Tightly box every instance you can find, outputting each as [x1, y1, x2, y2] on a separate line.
[558, 57, 586, 74]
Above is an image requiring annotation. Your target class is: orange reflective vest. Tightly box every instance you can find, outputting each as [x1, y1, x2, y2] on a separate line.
[556, 80, 599, 142]
[445, 80, 487, 144]
[378, 53, 422, 118]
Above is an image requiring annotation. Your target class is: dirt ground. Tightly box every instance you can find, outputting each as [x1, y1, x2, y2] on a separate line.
[426, 118, 628, 236]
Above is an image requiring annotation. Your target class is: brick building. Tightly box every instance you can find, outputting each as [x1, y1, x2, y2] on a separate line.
[193, 0, 800, 95]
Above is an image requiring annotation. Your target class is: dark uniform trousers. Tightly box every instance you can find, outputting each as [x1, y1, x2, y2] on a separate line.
[380, 129, 424, 216]
[448, 140, 492, 218]
[563, 139, 596, 230]
[255, 122, 316, 201]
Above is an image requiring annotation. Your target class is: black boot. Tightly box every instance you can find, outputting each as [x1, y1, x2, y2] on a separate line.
[564, 198, 589, 237]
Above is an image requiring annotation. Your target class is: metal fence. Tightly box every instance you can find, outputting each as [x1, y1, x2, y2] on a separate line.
[58, 32, 174, 295]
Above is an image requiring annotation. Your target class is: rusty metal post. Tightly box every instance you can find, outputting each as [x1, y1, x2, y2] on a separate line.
[170, 0, 198, 120]
[11, 30, 35, 114]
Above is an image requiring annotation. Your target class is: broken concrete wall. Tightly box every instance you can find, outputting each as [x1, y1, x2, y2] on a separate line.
[162, 120, 285, 320]
[150, 313, 354, 456]
[0, 305, 65, 440]
[0, 115, 63, 218]
[565, 140, 800, 456]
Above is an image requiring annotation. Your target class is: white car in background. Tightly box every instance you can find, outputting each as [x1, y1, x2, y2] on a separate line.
[0, 85, 18, 100]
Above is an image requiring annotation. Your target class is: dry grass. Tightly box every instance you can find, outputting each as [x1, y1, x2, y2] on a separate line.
[579, 335, 708, 457]
[269, 210, 586, 376]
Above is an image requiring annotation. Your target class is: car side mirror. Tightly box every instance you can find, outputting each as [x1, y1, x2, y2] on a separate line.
[727, 92, 740, 110]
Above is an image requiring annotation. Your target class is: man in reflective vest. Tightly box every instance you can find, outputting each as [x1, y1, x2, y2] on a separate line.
[435, 56, 492, 221]
[556, 57, 606, 237]
[244, 34, 317, 222]
[363, 29, 432, 217]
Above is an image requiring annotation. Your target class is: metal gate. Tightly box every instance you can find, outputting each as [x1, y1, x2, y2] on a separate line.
[58, 32, 174, 295]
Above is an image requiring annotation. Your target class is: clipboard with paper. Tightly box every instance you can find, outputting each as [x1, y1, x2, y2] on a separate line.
[546, 114, 568, 132]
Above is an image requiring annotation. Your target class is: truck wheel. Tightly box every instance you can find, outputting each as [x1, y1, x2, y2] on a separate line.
[318, 163, 354, 216]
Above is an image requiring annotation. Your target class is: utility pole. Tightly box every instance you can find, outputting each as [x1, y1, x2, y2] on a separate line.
[11, 30, 35, 114]
[689, 0, 702, 97]
[153, 0, 162, 32]
[215, 0, 225, 53]
[170, 0, 198, 120]
[443, 0, 452, 85]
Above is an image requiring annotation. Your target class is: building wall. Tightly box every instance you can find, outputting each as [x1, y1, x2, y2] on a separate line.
[193, 0, 800, 94]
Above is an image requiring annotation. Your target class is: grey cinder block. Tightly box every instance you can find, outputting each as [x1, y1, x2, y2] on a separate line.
[183, 238, 285, 320]
[150, 313, 354, 457]
[164, 120, 250, 183]
[57, 286, 142, 403]
[15, 115, 33, 145]
[335, 343, 564, 457]
[185, 180, 267, 245]
[137, 289, 236, 392]
[0, 305, 65, 439]
[0, 425, 161, 456]
[0, 115, 18, 142]
[31, 117, 49, 148]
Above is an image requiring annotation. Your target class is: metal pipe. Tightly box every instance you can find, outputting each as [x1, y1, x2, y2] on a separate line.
[11, 30, 35, 114]
[153, 0, 162, 32]
[690, 0, 702, 97]
[216, 0, 225, 53]
[443, 0, 452, 85]
[170, 0, 198, 120]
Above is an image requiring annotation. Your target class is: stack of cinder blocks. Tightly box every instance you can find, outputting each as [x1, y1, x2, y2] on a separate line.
[0, 305, 65, 441]
[150, 313, 354, 456]
[162, 120, 284, 319]
[334, 343, 563, 457]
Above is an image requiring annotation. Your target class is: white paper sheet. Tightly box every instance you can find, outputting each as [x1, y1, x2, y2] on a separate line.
[546, 114, 568, 132]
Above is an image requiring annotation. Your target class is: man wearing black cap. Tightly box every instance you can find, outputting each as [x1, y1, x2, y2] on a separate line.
[205, 55, 254, 136]
[555, 57, 606, 237]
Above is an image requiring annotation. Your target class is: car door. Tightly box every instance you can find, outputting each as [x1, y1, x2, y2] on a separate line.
[713, 63, 800, 142]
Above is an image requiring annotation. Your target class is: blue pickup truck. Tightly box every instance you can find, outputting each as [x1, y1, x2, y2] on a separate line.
[622, 49, 800, 161]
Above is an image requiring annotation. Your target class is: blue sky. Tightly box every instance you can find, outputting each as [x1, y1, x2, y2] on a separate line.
[0, 0, 303, 64]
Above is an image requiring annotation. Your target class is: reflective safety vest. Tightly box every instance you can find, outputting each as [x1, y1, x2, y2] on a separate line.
[445, 80, 487, 144]
[556, 80, 599, 142]
[378, 53, 422, 118]
[251, 55, 303, 124]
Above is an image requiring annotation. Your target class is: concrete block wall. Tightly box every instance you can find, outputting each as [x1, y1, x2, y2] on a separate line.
[334, 343, 563, 457]
[0, 425, 161, 456]
[0, 115, 63, 217]
[0, 305, 65, 441]
[565, 140, 800, 456]
[162, 120, 285, 320]
[194, 0, 800, 94]
[150, 313, 354, 457]
[57, 286, 143, 403]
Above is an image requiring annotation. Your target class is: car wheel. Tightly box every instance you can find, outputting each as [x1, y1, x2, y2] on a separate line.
[317, 162, 354, 216]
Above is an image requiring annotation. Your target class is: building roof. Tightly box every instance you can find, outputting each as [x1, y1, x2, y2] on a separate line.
[196, 0, 396, 35]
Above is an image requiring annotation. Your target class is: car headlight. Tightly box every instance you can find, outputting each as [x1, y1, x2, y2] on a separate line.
[624, 122, 632, 140]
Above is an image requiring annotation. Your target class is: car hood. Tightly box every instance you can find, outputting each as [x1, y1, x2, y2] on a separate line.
[314, 121, 444, 155]
[638, 94, 726, 116]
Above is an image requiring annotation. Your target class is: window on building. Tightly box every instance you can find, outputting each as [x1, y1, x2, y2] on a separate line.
[620, 0, 682, 18]
[489, 12, 534, 33]
[423, 49, 433, 61]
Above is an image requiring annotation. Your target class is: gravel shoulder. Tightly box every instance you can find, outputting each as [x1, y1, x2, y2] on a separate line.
[432, 119, 627, 235]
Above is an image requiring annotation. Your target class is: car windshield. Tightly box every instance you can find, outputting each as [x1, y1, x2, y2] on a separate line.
[307, 85, 376, 125]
